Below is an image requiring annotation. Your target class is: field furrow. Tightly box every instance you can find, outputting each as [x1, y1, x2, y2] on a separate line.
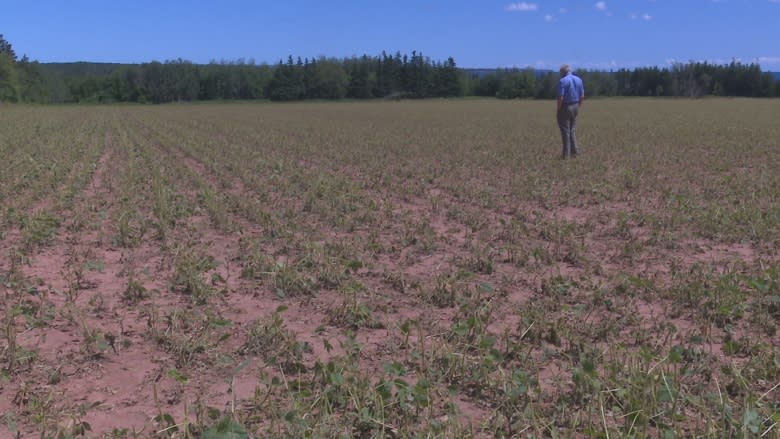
[1, 99, 779, 438]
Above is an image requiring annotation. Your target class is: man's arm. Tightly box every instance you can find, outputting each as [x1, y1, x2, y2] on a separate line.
[557, 77, 566, 111]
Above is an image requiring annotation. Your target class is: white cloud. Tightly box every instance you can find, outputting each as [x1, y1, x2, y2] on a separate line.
[544, 14, 554, 22]
[642, 13, 652, 20]
[594, 2, 607, 11]
[630, 13, 637, 19]
[506, 2, 538, 11]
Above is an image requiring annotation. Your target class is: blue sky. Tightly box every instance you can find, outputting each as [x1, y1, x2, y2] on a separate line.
[2, 0, 780, 70]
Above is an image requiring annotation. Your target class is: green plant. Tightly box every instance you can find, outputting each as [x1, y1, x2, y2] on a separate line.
[420, 271, 470, 308]
[21, 212, 60, 248]
[122, 271, 148, 304]
[242, 306, 310, 373]
[114, 210, 147, 248]
[148, 307, 232, 368]
[328, 283, 383, 329]
[171, 244, 218, 303]
[202, 417, 251, 439]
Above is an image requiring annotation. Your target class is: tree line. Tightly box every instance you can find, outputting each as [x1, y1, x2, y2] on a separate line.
[2, 34, 779, 104]
[582, 62, 778, 98]
[469, 62, 780, 99]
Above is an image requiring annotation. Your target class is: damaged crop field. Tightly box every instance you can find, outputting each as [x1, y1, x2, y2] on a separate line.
[1, 98, 779, 438]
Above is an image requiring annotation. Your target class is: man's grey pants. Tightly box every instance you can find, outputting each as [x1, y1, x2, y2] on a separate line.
[557, 103, 580, 158]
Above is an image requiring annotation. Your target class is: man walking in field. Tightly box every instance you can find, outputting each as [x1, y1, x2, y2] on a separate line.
[557, 65, 585, 159]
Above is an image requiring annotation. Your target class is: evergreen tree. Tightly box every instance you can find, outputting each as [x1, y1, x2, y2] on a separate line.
[347, 60, 372, 99]
[496, 68, 535, 99]
[0, 51, 18, 102]
[0, 35, 19, 101]
[1, 40, 776, 103]
[311, 58, 348, 99]
[535, 72, 558, 99]
[267, 56, 304, 101]
[0, 34, 16, 61]
[16, 56, 50, 102]
[439, 57, 462, 97]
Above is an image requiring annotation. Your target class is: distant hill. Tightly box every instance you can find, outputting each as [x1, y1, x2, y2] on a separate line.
[464, 68, 552, 78]
[466, 68, 780, 82]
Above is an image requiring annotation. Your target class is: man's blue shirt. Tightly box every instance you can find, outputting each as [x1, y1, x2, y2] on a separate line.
[558, 73, 584, 104]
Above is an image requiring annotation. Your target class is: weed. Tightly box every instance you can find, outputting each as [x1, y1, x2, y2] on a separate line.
[171, 244, 218, 303]
[241, 306, 310, 373]
[21, 212, 60, 248]
[328, 282, 383, 329]
[114, 210, 147, 248]
[148, 307, 232, 368]
[420, 271, 470, 308]
[122, 272, 148, 304]
[271, 259, 318, 298]
[463, 248, 495, 275]
[382, 269, 415, 293]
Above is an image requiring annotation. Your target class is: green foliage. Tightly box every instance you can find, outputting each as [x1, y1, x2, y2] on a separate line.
[267, 56, 305, 101]
[114, 210, 146, 248]
[495, 68, 536, 99]
[15, 56, 50, 103]
[0, 34, 17, 61]
[308, 58, 348, 99]
[202, 417, 250, 439]
[0, 51, 19, 102]
[21, 212, 60, 247]
[0, 36, 49, 102]
[4, 47, 469, 103]
[3, 41, 779, 103]
[0, 32, 778, 104]
[147, 307, 233, 368]
[171, 245, 218, 303]
[328, 283, 383, 329]
[471, 60, 780, 99]
[241, 306, 310, 373]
